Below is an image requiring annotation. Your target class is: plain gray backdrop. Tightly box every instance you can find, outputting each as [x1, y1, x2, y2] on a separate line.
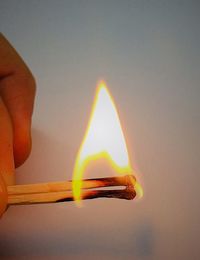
[0, 1, 200, 259]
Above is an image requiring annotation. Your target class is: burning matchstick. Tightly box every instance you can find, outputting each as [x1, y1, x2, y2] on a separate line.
[7, 175, 137, 205]
[7, 81, 143, 206]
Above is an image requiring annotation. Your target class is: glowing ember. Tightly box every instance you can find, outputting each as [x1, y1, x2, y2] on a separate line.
[72, 80, 142, 204]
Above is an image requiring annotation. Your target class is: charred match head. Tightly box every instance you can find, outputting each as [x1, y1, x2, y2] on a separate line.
[58, 175, 137, 203]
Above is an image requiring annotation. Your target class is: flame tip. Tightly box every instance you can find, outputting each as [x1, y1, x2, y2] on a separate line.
[96, 80, 107, 90]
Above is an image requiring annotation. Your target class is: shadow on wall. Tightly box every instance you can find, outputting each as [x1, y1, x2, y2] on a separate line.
[133, 222, 155, 258]
[0, 220, 155, 259]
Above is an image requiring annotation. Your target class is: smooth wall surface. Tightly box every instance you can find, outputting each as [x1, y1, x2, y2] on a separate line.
[0, 1, 200, 259]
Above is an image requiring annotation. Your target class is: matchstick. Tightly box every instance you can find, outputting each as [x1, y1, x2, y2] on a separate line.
[7, 175, 136, 195]
[7, 175, 137, 205]
[8, 187, 136, 205]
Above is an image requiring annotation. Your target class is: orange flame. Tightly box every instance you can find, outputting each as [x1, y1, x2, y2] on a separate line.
[72, 81, 142, 204]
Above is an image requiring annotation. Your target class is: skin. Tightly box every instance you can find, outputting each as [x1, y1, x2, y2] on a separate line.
[0, 33, 36, 216]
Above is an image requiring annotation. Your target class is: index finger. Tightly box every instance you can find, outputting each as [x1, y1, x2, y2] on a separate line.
[0, 33, 36, 167]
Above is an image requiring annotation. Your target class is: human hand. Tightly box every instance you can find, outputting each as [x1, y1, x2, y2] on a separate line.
[0, 33, 36, 216]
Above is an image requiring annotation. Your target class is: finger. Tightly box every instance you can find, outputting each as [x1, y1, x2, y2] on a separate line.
[0, 33, 36, 167]
[0, 71, 36, 168]
[0, 96, 14, 217]
[0, 96, 15, 186]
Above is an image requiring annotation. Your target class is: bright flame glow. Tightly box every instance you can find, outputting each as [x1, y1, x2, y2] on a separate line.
[72, 81, 142, 204]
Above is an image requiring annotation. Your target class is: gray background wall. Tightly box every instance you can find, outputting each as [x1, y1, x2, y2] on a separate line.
[0, 1, 200, 259]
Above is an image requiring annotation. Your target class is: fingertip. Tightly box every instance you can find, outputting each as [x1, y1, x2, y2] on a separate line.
[13, 123, 32, 168]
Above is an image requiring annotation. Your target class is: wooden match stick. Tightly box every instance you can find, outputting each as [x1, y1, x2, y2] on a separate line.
[8, 187, 136, 205]
[7, 175, 137, 205]
[7, 175, 136, 195]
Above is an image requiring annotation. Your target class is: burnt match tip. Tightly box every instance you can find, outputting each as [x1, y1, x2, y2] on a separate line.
[124, 185, 137, 200]
[56, 175, 137, 203]
[125, 175, 136, 187]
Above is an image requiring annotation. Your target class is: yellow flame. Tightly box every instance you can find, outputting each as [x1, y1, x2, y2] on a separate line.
[72, 80, 142, 204]
[135, 182, 143, 198]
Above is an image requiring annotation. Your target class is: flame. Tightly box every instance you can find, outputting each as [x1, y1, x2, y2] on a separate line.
[72, 80, 142, 204]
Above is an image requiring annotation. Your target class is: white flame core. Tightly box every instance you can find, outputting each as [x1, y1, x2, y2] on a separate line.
[79, 85, 130, 168]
